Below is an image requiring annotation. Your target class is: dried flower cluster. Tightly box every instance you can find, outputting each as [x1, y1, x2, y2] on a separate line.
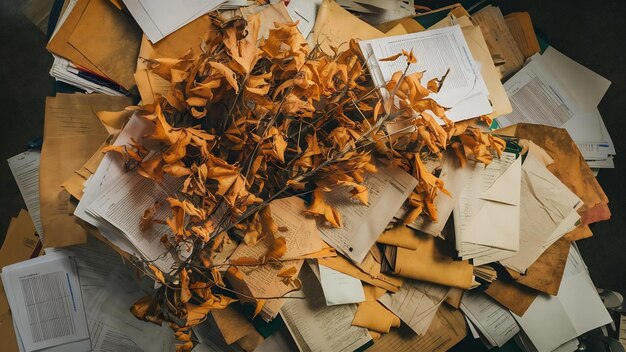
[106, 12, 505, 350]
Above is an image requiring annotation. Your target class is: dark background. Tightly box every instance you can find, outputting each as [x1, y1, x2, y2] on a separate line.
[0, 2, 624, 348]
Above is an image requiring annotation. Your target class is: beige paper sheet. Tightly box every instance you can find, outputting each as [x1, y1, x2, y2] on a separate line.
[40, 94, 131, 248]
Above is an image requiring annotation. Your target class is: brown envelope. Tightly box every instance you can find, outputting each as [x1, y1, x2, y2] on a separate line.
[515, 238, 571, 295]
[368, 303, 466, 352]
[62, 109, 133, 200]
[67, 0, 141, 90]
[40, 94, 131, 248]
[504, 12, 541, 59]
[485, 278, 538, 316]
[309, 0, 385, 54]
[375, 17, 425, 34]
[0, 312, 18, 352]
[388, 232, 474, 290]
[47, 0, 106, 77]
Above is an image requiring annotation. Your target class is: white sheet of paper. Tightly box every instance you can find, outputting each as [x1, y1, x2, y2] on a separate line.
[1, 252, 90, 352]
[378, 280, 448, 335]
[122, 0, 226, 43]
[512, 246, 612, 352]
[460, 291, 519, 347]
[319, 264, 365, 306]
[8, 150, 44, 238]
[359, 25, 493, 122]
[318, 166, 417, 264]
[286, 0, 321, 38]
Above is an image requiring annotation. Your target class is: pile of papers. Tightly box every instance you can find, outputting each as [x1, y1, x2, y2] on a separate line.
[494, 47, 615, 171]
[1, 1, 620, 352]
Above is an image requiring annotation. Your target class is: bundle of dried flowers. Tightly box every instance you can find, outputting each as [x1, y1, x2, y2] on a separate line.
[106, 12, 504, 350]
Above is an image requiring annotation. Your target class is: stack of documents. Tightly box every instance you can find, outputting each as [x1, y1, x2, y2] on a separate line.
[74, 115, 185, 273]
[495, 47, 615, 170]
[500, 145, 583, 273]
[47, 0, 142, 95]
[454, 151, 521, 266]
[359, 25, 494, 122]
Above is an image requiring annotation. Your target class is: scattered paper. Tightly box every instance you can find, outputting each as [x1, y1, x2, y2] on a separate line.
[281, 265, 372, 352]
[378, 280, 448, 335]
[500, 147, 582, 273]
[454, 152, 521, 266]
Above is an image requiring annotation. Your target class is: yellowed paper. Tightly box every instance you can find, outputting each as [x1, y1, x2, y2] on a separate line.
[40, 94, 131, 248]
[389, 233, 474, 289]
[47, 0, 107, 77]
[505, 12, 540, 59]
[377, 225, 421, 250]
[67, 0, 142, 89]
[352, 301, 400, 333]
[308, 0, 385, 54]
[471, 5, 524, 78]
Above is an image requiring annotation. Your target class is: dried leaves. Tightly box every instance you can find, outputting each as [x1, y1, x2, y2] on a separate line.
[107, 12, 506, 351]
